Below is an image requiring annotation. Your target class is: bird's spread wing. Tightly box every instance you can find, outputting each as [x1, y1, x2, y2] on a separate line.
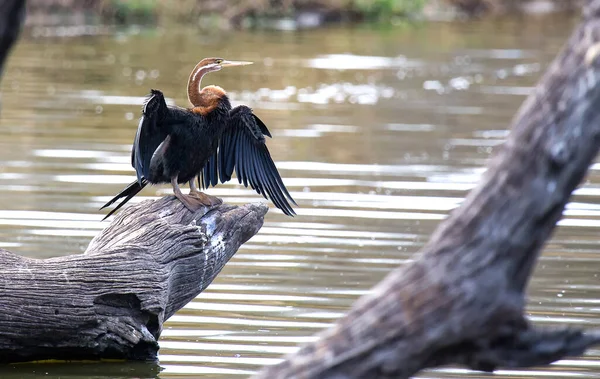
[131, 89, 169, 184]
[199, 105, 296, 216]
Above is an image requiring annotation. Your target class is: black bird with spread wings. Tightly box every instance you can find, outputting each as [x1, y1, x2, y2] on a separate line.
[101, 58, 296, 220]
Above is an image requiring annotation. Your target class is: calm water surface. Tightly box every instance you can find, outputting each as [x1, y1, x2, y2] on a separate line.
[1, 14, 599, 379]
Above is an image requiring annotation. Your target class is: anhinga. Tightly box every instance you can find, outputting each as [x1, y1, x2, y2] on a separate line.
[101, 58, 297, 220]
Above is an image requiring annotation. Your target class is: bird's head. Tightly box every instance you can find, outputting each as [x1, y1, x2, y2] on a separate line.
[187, 58, 253, 108]
[194, 57, 253, 75]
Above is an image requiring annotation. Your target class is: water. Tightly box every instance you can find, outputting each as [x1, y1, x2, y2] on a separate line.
[1, 14, 597, 378]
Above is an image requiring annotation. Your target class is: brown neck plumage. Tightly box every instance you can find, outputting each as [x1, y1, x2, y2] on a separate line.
[187, 62, 226, 116]
[190, 85, 226, 116]
[187, 61, 212, 107]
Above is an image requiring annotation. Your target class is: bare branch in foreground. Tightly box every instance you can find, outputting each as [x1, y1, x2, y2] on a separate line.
[251, 1, 600, 378]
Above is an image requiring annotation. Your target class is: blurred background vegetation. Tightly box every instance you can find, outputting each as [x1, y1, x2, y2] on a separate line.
[25, 0, 583, 29]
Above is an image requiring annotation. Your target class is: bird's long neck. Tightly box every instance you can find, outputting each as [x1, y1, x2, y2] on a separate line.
[187, 63, 228, 116]
[187, 63, 214, 107]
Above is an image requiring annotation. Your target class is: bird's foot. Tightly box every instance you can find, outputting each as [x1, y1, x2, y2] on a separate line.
[188, 190, 223, 206]
[174, 191, 221, 213]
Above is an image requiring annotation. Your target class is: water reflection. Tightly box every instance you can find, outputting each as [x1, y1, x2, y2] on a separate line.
[1, 13, 597, 379]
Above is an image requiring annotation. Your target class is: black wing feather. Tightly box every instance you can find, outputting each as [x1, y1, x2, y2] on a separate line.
[101, 89, 168, 220]
[218, 129, 231, 182]
[199, 161, 206, 189]
[253, 114, 272, 138]
[254, 149, 282, 211]
[209, 153, 218, 187]
[247, 144, 260, 192]
[198, 152, 218, 188]
[238, 130, 249, 187]
[201, 105, 296, 216]
[201, 151, 218, 188]
[264, 147, 296, 206]
[225, 128, 237, 180]
[100, 179, 147, 220]
[132, 89, 169, 184]
[258, 147, 295, 215]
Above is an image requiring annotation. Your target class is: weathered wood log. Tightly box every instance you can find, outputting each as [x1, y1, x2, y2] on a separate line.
[251, 1, 600, 378]
[0, 197, 267, 363]
[0, 0, 25, 79]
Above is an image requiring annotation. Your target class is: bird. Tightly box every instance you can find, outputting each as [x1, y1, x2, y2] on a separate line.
[100, 57, 297, 220]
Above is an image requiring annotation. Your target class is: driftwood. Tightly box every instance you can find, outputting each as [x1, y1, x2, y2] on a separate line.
[0, 197, 267, 363]
[250, 1, 600, 378]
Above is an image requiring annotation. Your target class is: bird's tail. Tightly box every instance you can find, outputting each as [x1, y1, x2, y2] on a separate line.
[100, 179, 148, 220]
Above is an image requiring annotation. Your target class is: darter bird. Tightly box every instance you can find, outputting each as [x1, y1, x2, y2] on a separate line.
[101, 58, 296, 220]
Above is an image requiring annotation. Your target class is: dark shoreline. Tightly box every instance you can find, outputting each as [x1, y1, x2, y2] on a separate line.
[22, 0, 584, 30]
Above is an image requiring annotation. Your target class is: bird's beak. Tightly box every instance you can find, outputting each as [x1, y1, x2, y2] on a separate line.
[220, 60, 253, 67]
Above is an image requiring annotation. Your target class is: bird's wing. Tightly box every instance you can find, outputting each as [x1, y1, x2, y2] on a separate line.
[131, 89, 169, 184]
[199, 105, 296, 216]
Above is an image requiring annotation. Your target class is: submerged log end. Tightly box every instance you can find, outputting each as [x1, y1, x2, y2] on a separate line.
[456, 326, 600, 372]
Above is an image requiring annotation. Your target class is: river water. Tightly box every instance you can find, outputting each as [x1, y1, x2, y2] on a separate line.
[2, 13, 599, 379]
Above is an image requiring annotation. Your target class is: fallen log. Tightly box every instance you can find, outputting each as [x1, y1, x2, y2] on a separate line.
[0, 197, 267, 363]
[251, 1, 600, 378]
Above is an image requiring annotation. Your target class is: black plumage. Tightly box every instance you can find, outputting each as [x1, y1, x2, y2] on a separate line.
[101, 57, 296, 219]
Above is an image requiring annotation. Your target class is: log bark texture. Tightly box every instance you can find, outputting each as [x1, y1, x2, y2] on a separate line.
[251, 1, 600, 378]
[0, 197, 267, 363]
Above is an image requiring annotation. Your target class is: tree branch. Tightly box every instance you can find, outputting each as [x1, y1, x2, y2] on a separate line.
[0, 0, 25, 79]
[251, 2, 600, 378]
